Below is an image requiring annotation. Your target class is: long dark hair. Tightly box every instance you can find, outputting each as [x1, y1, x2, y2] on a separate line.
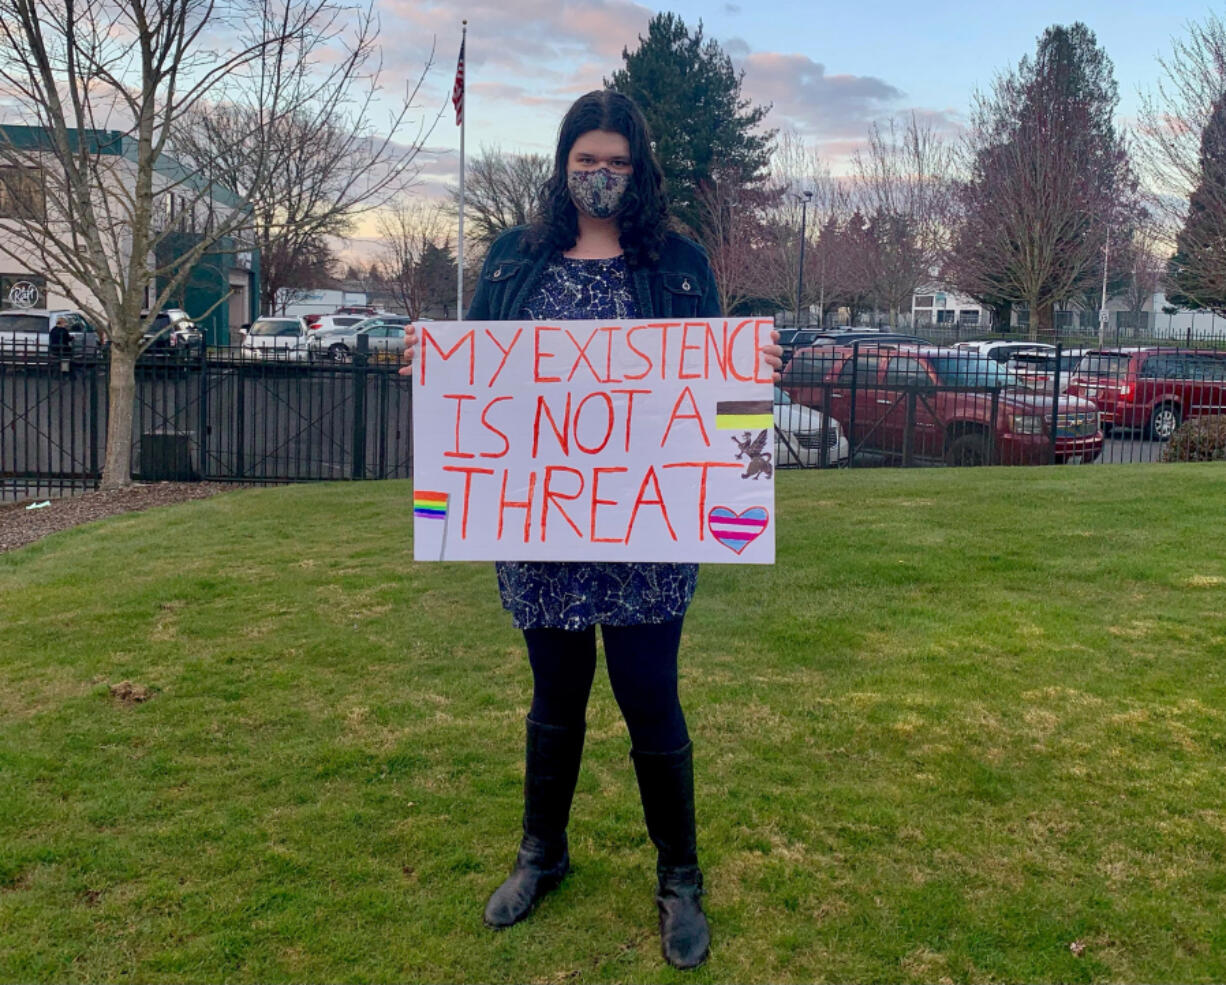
[525, 89, 669, 267]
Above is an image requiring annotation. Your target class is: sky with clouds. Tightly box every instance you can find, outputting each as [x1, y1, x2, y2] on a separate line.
[384, 0, 1220, 197]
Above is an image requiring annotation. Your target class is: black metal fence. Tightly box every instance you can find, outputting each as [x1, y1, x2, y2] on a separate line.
[1, 339, 412, 501]
[5, 329, 1226, 502]
[777, 334, 1226, 469]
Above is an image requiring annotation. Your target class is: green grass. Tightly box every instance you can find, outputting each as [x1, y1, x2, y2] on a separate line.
[2, 465, 1225, 983]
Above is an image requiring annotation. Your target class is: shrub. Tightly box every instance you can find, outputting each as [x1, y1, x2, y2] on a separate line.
[1162, 415, 1226, 462]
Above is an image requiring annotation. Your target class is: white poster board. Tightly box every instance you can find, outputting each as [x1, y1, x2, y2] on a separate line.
[412, 318, 776, 563]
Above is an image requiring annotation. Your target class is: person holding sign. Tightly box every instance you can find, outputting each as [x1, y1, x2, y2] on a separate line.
[402, 89, 782, 970]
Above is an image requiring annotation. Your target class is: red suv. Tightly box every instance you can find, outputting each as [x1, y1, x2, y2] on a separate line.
[1065, 348, 1226, 440]
[781, 344, 1104, 466]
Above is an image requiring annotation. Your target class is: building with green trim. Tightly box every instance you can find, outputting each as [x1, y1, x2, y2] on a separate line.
[0, 125, 259, 345]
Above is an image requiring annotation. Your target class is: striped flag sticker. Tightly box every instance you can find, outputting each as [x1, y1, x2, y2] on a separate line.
[707, 506, 770, 554]
[715, 399, 773, 431]
[413, 490, 448, 519]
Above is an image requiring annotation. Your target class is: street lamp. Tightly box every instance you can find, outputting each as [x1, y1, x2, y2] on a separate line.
[796, 190, 813, 329]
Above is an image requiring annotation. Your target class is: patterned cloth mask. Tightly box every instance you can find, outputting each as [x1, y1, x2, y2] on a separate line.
[567, 167, 631, 219]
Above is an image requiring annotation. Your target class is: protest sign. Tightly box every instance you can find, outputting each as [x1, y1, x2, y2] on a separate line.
[412, 318, 776, 563]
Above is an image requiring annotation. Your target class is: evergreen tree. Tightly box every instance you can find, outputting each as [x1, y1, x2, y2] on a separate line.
[608, 14, 773, 237]
[1169, 92, 1226, 313]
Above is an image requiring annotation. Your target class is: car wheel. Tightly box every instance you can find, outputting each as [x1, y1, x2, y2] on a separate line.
[946, 432, 990, 467]
[1149, 404, 1180, 441]
[329, 343, 351, 363]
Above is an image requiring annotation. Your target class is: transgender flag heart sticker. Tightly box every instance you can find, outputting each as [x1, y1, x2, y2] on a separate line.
[707, 506, 770, 554]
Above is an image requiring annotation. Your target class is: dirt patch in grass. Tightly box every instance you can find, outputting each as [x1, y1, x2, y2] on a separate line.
[0, 482, 249, 555]
[108, 680, 155, 705]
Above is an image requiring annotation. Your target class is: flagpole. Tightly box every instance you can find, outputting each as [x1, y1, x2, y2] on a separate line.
[456, 20, 467, 320]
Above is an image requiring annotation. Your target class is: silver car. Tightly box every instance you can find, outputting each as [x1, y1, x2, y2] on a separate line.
[309, 315, 410, 362]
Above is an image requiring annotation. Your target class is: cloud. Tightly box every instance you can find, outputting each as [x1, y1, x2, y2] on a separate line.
[723, 3, 742, 13]
[724, 36, 751, 59]
[741, 51, 905, 139]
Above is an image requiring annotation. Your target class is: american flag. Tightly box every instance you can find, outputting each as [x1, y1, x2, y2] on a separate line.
[452, 36, 465, 126]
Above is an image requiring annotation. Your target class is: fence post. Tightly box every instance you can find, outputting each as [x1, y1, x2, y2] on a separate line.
[848, 340, 860, 467]
[197, 340, 209, 480]
[1048, 342, 1062, 466]
[89, 347, 102, 485]
[352, 333, 368, 479]
[989, 388, 1000, 465]
[902, 387, 916, 467]
[234, 361, 245, 478]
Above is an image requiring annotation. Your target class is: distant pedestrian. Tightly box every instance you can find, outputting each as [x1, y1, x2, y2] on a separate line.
[48, 316, 73, 369]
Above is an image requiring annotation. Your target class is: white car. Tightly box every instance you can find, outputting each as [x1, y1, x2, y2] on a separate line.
[1005, 347, 1092, 393]
[240, 316, 312, 360]
[952, 340, 1055, 364]
[307, 314, 367, 334]
[773, 385, 849, 468]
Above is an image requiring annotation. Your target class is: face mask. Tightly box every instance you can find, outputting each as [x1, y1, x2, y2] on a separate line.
[567, 167, 630, 219]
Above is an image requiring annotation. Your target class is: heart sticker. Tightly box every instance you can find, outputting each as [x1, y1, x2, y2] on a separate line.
[707, 506, 770, 554]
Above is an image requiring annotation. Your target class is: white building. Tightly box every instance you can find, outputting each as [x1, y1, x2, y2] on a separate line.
[0, 125, 259, 344]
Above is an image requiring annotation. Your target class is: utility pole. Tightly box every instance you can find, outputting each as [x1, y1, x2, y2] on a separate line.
[1098, 224, 1110, 348]
[795, 190, 813, 329]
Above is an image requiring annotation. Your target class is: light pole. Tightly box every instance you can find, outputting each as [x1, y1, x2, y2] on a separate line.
[796, 190, 813, 329]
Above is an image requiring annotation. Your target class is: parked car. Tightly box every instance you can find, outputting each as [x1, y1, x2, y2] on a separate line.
[240, 316, 312, 360]
[1066, 347, 1226, 440]
[781, 343, 1103, 466]
[306, 314, 367, 334]
[781, 329, 929, 366]
[773, 385, 849, 467]
[141, 308, 203, 351]
[0, 308, 102, 360]
[952, 339, 1056, 364]
[1004, 347, 1091, 393]
[309, 315, 410, 361]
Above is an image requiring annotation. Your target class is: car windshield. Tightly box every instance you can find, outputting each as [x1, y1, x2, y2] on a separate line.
[0, 313, 46, 333]
[1009, 352, 1055, 369]
[249, 319, 301, 336]
[1077, 353, 1132, 377]
[774, 385, 791, 405]
[928, 356, 1021, 387]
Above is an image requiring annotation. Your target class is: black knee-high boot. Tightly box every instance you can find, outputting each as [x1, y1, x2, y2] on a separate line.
[631, 742, 711, 970]
[483, 717, 585, 928]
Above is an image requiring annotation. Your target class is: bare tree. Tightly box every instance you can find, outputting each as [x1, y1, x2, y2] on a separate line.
[752, 131, 851, 323]
[377, 198, 453, 320]
[850, 115, 952, 327]
[946, 24, 1137, 339]
[271, 234, 339, 312]
[0, 0, 437, 488]
[1138, 15, 1226, 237]
[694, 169, 772, 316]
[1120, 220, 1167, 333]
[176, 93, 434, 316]
[452, 146, 550, 248]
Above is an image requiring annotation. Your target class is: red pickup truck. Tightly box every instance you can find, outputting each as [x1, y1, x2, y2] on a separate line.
[781, 343, 1104, 466]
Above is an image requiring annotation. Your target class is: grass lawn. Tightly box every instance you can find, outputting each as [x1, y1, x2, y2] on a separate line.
[2, 464, 1225, 984]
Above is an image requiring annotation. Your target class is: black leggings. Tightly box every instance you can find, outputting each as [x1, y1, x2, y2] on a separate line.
[522, 618, 689, 753]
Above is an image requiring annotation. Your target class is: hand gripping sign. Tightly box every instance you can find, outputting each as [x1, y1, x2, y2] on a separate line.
[412, 318, 775, 563]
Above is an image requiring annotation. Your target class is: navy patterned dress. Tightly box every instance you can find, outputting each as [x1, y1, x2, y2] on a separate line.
[495, 255, 699, 631]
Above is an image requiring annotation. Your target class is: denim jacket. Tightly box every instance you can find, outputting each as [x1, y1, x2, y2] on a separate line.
[465, 226, 721, 321]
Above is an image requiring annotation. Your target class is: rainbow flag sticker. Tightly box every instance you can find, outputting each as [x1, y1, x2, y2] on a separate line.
[413, 490, 449, 519]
